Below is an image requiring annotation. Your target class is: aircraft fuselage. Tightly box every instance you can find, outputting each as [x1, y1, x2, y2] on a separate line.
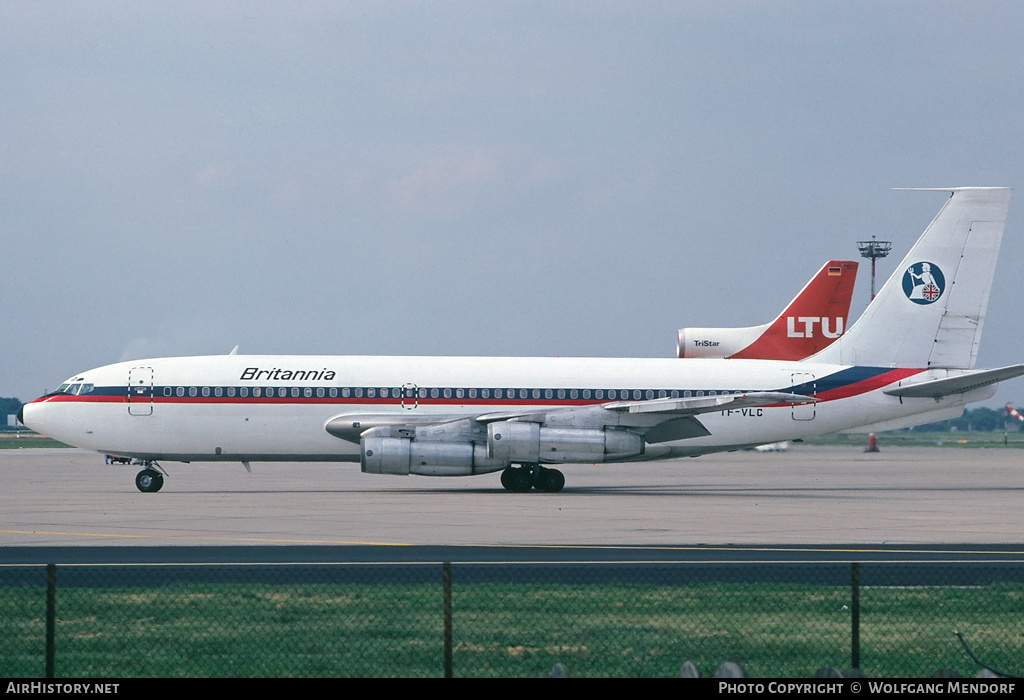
[22, 354, 986, 464]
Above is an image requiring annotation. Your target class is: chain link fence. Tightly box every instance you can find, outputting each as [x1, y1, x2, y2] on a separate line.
[1, 560, 1021, 678]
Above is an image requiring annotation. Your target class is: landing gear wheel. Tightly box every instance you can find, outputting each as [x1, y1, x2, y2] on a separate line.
[501, 466, 533, 493]
[135, 469, 164, 493]
[536, 467, 565, 493]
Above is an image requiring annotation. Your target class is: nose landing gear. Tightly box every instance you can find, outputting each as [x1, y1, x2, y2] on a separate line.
[133, 462, 167, 493]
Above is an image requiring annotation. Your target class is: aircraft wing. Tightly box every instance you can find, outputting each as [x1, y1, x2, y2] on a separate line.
[882, 364, 1024, 398]
[474, 391, 811, 422]
[326, 391, 812, 446]
[601, 391, 813, 415]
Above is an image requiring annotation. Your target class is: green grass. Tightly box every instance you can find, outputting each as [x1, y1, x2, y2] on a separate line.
[1, 581, 1021, 678]
[0, 432, 71, 449]
[803, 431, 1024, 449]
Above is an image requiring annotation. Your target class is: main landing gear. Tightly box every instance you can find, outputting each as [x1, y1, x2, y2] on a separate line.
[134, 462, 167, 493]
[500, 464, 565, 493]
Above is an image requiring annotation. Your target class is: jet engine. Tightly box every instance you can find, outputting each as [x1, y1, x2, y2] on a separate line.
[486, 421, 644, 463]
[360, 434, 506, 477]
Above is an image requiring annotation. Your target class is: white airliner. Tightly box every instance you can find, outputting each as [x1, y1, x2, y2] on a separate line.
[677, 259, 858, 360]
[21, 188, 1024, 494]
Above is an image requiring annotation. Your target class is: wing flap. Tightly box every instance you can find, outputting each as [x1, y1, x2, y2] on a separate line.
[644, 416, 712, 443]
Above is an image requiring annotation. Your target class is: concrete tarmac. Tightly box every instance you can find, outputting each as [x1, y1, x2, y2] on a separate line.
[1, 445, 1022, 546]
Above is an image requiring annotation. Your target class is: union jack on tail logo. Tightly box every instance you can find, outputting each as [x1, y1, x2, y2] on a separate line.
[902, 261, 945, 305]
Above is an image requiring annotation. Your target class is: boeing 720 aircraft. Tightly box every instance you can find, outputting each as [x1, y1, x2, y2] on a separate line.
[21, 188, 1023, 493]
[677, 259, 858, 360]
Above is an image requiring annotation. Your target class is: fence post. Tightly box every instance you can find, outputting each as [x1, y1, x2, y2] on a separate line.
[46, 563, 56, 678]
[443, 561, 453, 678]
[851, 562, 860, 670]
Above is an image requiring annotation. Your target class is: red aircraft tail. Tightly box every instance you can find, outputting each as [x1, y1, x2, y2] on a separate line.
[677, 260, 859, 360]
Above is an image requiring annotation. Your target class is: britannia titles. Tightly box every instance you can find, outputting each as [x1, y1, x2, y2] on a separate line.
[240, 367, 336, 382]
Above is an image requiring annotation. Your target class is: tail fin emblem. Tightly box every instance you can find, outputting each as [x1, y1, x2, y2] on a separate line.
[902, 262, 945, 304]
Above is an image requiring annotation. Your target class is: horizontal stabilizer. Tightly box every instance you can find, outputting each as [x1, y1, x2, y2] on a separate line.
[882, 364, 1024, 398]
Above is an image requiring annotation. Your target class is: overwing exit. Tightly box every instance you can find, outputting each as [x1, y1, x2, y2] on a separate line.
[677, 260, 858, 360]
[21, 188, 1023, 494]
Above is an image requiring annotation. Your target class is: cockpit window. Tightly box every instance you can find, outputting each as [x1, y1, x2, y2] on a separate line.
[63, 383, 94, 395]
[57, 383, 71, 394]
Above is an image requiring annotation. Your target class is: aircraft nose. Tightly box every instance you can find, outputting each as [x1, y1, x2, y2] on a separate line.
[18, 399, 44, 431]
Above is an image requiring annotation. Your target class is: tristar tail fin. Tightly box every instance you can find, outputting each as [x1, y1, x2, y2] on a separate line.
[811, 187, 1011, 370]
[677, 260, 858, 360]
[726, 259, 858, 360]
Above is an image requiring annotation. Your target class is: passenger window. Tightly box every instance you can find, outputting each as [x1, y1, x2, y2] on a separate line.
[202, 387, 210, 397]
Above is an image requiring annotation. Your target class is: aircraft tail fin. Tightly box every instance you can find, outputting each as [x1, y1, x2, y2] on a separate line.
[727, 259, 858, 360]
[677, 260, 858, 360]
[811, 187, 1011, 369]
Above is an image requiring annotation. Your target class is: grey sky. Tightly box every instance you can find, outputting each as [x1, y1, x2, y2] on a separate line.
[3, 1, 1024, 408]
